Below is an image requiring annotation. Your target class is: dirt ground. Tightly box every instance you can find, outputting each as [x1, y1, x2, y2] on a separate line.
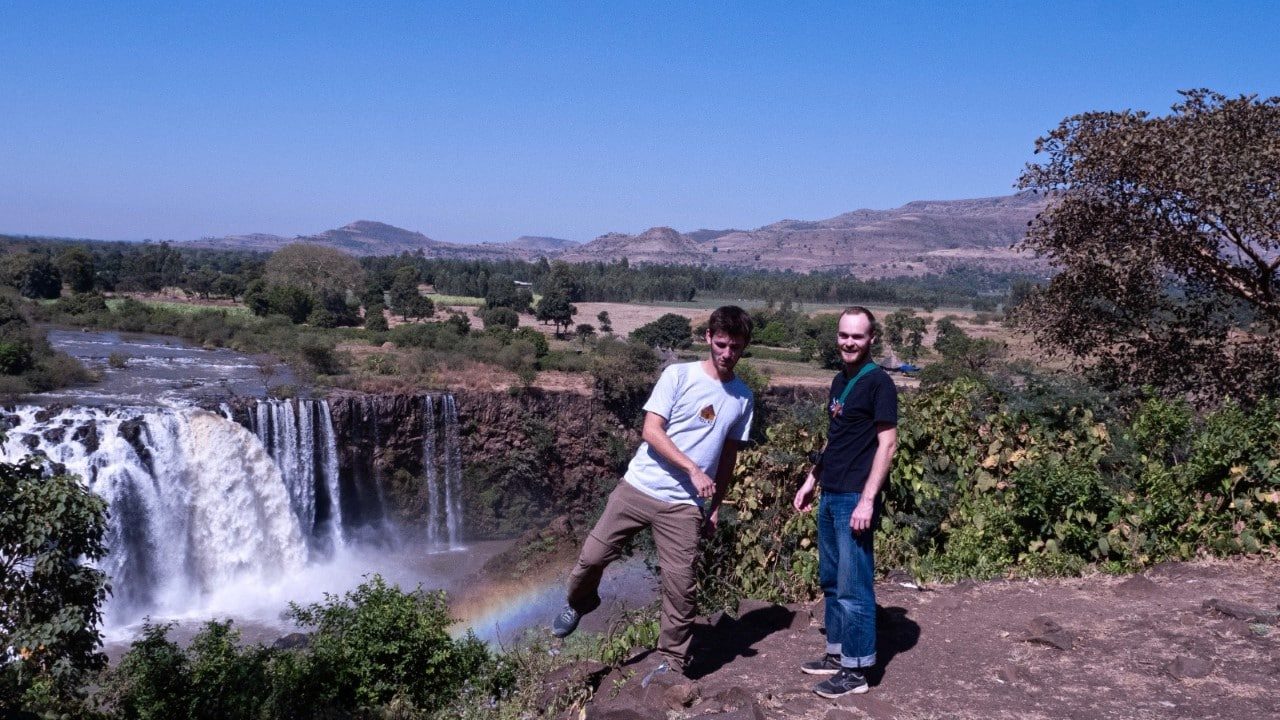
[573, 556, 1280, 720]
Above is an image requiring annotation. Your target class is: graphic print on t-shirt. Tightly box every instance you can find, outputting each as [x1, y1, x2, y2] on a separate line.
[698, 404, 716, 423]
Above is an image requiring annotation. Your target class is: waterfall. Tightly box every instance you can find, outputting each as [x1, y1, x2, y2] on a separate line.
[0, 405, 308, 626]
[249, 398, 345, 554]
[422, 394, 464, 549]
[443, 395, 464, 548]
[422, 396, 441, 546]
[1, 393, 467, 627]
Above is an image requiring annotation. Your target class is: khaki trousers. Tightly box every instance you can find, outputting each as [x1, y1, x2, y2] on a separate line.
[566, 480, 703, 669]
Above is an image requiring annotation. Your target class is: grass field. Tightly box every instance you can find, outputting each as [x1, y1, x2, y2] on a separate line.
[105, 298, 253, 316]
[425, 293, 485, 307]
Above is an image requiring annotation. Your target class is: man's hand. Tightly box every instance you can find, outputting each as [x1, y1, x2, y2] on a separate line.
[689, 467, 716, 500]
[701, 507, 719, 539]
[850, 499, 875, 534]
[793, 472, 817, 512]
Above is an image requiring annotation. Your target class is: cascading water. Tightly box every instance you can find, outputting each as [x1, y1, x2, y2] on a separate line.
[0, 392, 468, 634]
[0, 405, 308, 627]
[421, 394, 465, 549]
[250, 399, 345, 555]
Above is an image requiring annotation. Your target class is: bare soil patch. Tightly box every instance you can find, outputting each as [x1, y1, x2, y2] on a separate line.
[574, 556, 1280, 719]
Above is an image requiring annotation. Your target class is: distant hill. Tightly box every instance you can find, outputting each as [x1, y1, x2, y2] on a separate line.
[180, 193, 1049, 275]
[501, 235, 579, 252]
[560, 193, 1047, 275]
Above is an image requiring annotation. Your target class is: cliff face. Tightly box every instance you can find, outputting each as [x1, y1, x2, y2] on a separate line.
[323, 389, 636, 540]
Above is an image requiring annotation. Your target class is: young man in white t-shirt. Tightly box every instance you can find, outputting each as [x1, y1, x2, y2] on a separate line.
[551, 306, 755, 678]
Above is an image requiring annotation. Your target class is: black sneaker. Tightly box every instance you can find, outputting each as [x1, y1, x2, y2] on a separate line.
[813, 667, 869, 698]
[800, 653, 842, 675]
[551, 606, 582, 638]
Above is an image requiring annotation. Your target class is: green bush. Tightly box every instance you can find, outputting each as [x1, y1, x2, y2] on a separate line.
[288, 576, 494, 714]
[104, 576, 502, 719]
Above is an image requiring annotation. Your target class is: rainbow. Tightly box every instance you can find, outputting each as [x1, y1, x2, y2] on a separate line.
[450, 578, 564, 644]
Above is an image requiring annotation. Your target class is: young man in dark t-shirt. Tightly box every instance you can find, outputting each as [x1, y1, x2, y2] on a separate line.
[793, 306, 898, 698]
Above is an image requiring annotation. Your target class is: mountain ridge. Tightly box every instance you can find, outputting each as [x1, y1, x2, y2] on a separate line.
[182, 192, 1048, 275]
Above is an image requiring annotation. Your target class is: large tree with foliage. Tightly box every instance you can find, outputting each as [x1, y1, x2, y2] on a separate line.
[630, 313, 693, 350]
[1, 457, 109, 715]
[534, 290, 577, 337]
[1015, 90, 1280, 401]
[264, 243, 365, 296]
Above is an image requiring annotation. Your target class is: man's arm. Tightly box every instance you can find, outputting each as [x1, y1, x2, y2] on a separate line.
[641, 411, 716, 500]
[850, 422, 897, 533]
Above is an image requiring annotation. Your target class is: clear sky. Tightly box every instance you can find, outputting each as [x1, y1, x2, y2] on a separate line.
[3, 1, 1278, 243]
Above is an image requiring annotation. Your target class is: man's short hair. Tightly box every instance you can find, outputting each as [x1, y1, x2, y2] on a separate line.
[708, 305, 754, 342]
[840, 306, 878, 337]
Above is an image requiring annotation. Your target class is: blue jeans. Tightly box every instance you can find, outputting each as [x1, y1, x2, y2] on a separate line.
[817, 490, 877, 668]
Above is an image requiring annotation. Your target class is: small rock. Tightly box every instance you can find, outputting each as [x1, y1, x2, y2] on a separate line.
[584, 708, 649, 720]
[272, 632, 310, 650]
[1113, 575, 1160, 597]
[997, 662, 1035, 687]
[1202, 598, 1276, 623]
[1023, 615, 1075, 650]
[662, 681, 699, 710]
[1167, 655, 1212, 679]
[715, 698, 765, 720]
[884, 568, 921, 589]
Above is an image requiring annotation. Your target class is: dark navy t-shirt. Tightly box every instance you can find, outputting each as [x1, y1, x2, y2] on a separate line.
[820, 364, 898, 494]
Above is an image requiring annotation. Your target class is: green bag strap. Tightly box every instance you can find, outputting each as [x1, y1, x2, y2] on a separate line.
[836, 361, 878, 406]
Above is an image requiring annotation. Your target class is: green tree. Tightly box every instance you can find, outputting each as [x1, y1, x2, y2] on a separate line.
[883, 308, 927, 361]
[364, 303, 389, 332]
[0, 456, 109, 715]
[6, 255, 63, 299]
[591, 337, 660, 423]
[481, 306, 520, 330]
[534, 290, 577, 337]
[1016, 89, 1280, 400]
[54, 248, 95, 293]
[597, 310, 613, 333]
[630, 313, 692, 350]
[389, 267, 426, 320]
[263, 243, 365, 296]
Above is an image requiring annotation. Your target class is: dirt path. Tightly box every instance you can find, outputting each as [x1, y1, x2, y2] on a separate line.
[578, 556, 1280, 719]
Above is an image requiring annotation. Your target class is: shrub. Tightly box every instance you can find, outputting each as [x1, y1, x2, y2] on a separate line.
[287, 575, 494, 714]
[480, 306, 519, 331]
[630, 313, 692, 350]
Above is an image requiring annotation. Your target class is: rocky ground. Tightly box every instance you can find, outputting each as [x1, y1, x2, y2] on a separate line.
[560, 556, 1279, 720]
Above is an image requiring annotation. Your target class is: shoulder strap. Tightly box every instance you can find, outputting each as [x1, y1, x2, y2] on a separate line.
[836, 362, 878, 406]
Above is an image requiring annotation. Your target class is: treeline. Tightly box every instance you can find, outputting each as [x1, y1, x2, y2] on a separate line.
[2, 236, 1032, 311]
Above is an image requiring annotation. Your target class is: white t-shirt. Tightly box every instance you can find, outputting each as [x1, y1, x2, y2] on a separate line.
[624, 361, 754, 506]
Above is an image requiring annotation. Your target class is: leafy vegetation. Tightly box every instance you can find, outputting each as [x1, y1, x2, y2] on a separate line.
[101, 576, 502, 720]
[1015, 89, 1280, 402]
[0, 455, 109, 717]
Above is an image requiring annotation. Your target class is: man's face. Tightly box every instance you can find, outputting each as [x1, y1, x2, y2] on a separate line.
[706, 330, 748, 376]
[837, 313, 874, 366]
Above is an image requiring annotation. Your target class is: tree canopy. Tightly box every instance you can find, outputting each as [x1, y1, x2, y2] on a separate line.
[264, 243, 365, 296]
[630, 313, 693, 350]
[1015, 89, 1280, 401]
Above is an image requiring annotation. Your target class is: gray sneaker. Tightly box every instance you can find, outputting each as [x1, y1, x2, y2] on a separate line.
[551, 606, 582, 638]
[800, 653, 842, 675]
[813, 667, 869, 698]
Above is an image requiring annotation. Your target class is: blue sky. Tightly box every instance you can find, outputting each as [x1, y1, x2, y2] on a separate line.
[2, 1, 1278, 243]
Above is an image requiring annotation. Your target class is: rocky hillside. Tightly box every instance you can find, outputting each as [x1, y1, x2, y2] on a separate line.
[186, 192, 1048, 276]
